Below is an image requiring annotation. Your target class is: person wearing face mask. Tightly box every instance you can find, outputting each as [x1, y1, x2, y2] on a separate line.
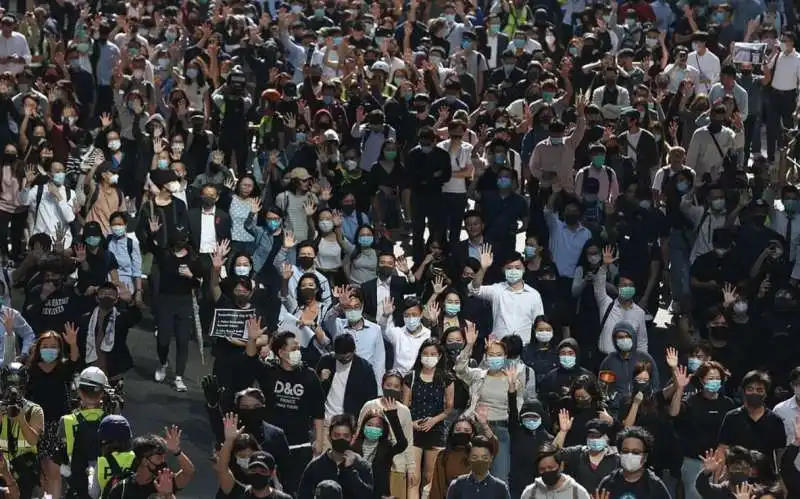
[316, 334, 378, 444]
[469, 248, 544, 345]
[697, 445, 769, 499]
[717, 370, 787, 472]
[76, 281, 136, 382]
[478, 167, 528, 262]
[105, 212, 143, 301]
[444, 436, 509, 499]
[521, 316, 558, 386]
[297, 414, 374, 499]
[274, 237, 334, 312]
[669, 360, 735, 499]
[520, 442, 591, 499]
[245, 327, 327, 496]
[379, 296, 431, 373]
[537, 339, 593, 406]
[599, 324, 660, 409]
[686, 104, 738, 185]
[680, 183, 740, 265]
[75, 222, 121, 296]
[217, 422, 292, 499]
[596, 426, 671, 498]
[575, 144, 619, 204]
[85, 162, 126, 235]
[351, 398, 409, 498]
[689, 228, 740, 327]
[763, 185, 800, 265]
[105, 433, 194, 499]
[530, 97, 588, 193]
[22, 160, 76, 247]
[0, 144, 26, 265]
[554, 419, 620, 493]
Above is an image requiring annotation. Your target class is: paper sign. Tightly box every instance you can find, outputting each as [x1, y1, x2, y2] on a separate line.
[733, 43, 766, 64]
[210, 308, 255, 339]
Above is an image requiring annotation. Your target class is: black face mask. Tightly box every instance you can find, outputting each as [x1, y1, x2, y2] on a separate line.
[97, 297, 116, 310]
[341, 204, 355, 215]
[634, 381, 652, 397]
[744, 393, 765, 408]
[300, 288, 317, 301]
[708, 120, 723, 134]
[563, 213, 580, 225]
[751, 215, 767, 226]
[201, 196, 216, 208]
[541, 470, 560, 487]
[709, 325, 728, 340]
[237, 408, 265, 429]
[445, 343, 464, 357]
[376, 265, 394, 280]
[383, 388, 403, 400]
[248, 473, 272, 490]
[450, 432, 471, 447]
[297, 256, 315, 270]
[330, 438, 350, 453]
[728, 472, 749, 487]
[3, 153, 16, 164]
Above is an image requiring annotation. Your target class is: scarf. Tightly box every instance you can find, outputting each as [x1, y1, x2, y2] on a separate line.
[85, 307, 117, 364]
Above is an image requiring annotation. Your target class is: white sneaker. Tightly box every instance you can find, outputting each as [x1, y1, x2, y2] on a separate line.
[154, 364, 167, 382]
[174, 376, 187, 392]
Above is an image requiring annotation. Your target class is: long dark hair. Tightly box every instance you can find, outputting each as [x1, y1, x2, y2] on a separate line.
[0, 144, 24, 193]
[349, 224, 377, 264]
[411, 338, 449, 385]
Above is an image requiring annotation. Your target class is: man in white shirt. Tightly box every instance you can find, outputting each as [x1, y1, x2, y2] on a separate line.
[688, 31, 720, 94]
[0, 16, 31, 75]
[594, 249, 648, 354]
[766, 31, 800, 163]
[662, 48, 700, 94]
[22, 161, 76, 248]
[438, 120, 474, 247]
[773, 366, 800, 470]
[469, 245, 544, 345]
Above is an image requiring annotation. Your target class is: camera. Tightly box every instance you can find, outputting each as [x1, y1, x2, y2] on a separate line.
[1, 387, 22, 418]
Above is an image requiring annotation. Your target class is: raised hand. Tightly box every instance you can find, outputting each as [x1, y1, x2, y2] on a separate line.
[246, 316, 264, 342]
[319, 185, 332, 202]
[355, 105, 365, 123]
[73, 244, 87, 263]
[24, 164, 38, 184]
[593, 491, 610, 499]
[249, 198, 262, 215]
[502, 365, 517, 388]
[148, 215, 162, 233]
[164, 425, 182, 454]
[100, 112, 113, 128]
[478, 243, 494, 270]
[558, 409, 573, 433]
[153, 468, 174, 495]
[700, 449, 722, 474]
[732, 483, 754, 499]
[601, 246, 616, 266]
[475, 403, 489, 425]
[675, 365, 691, 388]
[201, 374, 223, 407]
[432, 275, 446, 294]
[382, 297, 395, 316]
[426, 300, 440, 320]
[395, 255, 409, 274]
[303, 198, 317, 217]
[465, 321, 477, 346]
[665, 347, 679, 369]
[63, 322, 78, 346]
[721, 283, 737, 308]
[223, 412, 244, 441]
[281, 262, 293, 281]
[283, 230, 296, 249]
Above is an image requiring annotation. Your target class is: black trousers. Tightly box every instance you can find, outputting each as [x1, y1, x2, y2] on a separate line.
[95, 85, 114, 119]
[410, 191, 445, 262]
[0, 209, 26, 260]
[283, 445, 312, 496]
[765, 88, 797, 161]
[442, 192, 468, 248]
[156, 293, 194, 376]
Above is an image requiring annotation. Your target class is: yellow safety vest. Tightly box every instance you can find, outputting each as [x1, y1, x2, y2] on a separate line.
[503, 5, 529, 36]
[97, 451, 135, 494]
[61, 408, 105, 463]
[0, 412, 36, 460]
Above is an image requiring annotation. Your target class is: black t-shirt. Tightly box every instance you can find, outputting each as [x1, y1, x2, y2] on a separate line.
[106, 478, 159, 499]
[79, 250, 119, 289]
[718, 406, 787, 470]
[676, 392, 736, 459]
[154, 251, 203, 296]
[250, 360, 325, 445]
[26, 360, 76, 422]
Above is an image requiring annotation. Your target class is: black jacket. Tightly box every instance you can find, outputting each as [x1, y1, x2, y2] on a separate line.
[352, 409, 408, 498]
[187, 207, 232, 252]
[76, 305, 137, 378]
[297, 451, 373, 499]
[360, 276, 416, 324]
[316, 354, 378, 418]
[597, 468, 671, 499]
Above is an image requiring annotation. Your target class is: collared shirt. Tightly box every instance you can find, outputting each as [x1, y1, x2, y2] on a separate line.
[322, 314, 385, 389]
[445, 473, 510, 499]
[199, 207, 217, 254]
[486, 34, 499, 68]
[773, 395, 800, 469]
[718, 406, 787, 470]
[469, 281, 544, 344]
[0, 306, 35, 366]
[663, 63, 701, 94]
[529, 117, 587, 192]
[771, 49, 800, 91]
[107, 235, 142, 292]
[0, 32, 31, 75]
[376, 278, 391, 318]
[341, 211, 369, 244]
[544, 209, 592, 278]
[324, 360, 352, 420]
[768, 205, 800, 261]
[438, 139, 473, 194]
[94, 41, 121, 86]
[379, 317, 431, 373]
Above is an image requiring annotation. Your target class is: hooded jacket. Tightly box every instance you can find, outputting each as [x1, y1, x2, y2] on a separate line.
[520, 473, 592, 499]
[598, 322, 660, 409]
[508, 398, 554, 497]
[538, 338, 593, 408]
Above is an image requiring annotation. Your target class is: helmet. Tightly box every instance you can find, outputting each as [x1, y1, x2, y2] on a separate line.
[370, 61, 390, 75]
[261, 88, 281, 102]
[78, 366, 108, 392]
[98, 415, 132, 442]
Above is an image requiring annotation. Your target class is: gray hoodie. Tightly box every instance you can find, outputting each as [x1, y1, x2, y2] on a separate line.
[598, 321, 660, 409]
[520, 473, 592, 499]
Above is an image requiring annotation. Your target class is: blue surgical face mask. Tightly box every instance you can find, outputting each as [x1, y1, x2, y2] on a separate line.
[522, 418, 541, 431]
[345, 308, 363, 323]
[783, 199, 798, 213]
[444, 303, 461, 315]
[619, 286, 636, 300]
[497, 177, 513, 189]
[559, 355, 576, 368]
[295, 132, 307, 142]
[513, 38, 525, 48]
[52, 172, 66, 185]
[322, 95, 333, 104]
[704, 379, 722, 393]
[234, 266, 251, 276]
[40, 347, 59, 363]
[504, 268, 524, 283]
[687, 357, 703, 372]
[444, 14, 455, 22]
[158, 159, 170, 169]
[85, 236, 102, 247]
[486, 356, 506, 371]
[111, 225, 126, 237]
[358, 235, 374, 247]
[524, 245, 537, 259]
[404, 316, 421, 331]
[267, 219, 281, 232]
[461, 39, 472, 50]
[616, 337, 633, 352]
[185, 68, 199, 79]
[550, 137, 563, 145]
[677, 180, 690, 193]
[494, 153, 505, 164]
[587, 437, 607, 452]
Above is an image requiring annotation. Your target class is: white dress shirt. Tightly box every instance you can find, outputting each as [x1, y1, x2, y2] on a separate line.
[379, 316, 431, 373]
[376, 278, 391, 318]
[199, 207, 217, 254]
[769, 205, 800, 261]
[469, 281, 544, 344]
[0, 32, 31, 75]
[438, 139, 473, 194]
[773, 395, 800, 469]
[771, 49, 800, 91]
[324, 360, 352, 420]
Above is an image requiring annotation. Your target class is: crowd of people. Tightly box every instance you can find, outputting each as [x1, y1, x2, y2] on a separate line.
[0, 0, 797, 497]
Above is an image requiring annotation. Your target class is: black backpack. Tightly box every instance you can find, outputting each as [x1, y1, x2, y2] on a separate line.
[100, 454, 134, 499]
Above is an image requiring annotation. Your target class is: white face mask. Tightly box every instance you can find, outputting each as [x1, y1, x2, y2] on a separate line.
[620, 453, 643, 472]
[287, 350, 302, 367]
[535, 329, 553, 343]
[421, 355, 439, 368]
[235, 456, 250, 469]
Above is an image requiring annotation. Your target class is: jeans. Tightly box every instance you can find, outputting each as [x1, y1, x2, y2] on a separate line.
[668, 229, 692, 313]
[489, 422, 510, 482]
[681, 457, 704, 499]
[743, 114, 762, 158]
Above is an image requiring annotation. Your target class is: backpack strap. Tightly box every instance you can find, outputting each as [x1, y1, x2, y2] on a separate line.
[599, 301, 615, 332]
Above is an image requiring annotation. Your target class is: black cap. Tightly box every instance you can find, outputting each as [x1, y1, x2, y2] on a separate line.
[247, 451, 276, 471]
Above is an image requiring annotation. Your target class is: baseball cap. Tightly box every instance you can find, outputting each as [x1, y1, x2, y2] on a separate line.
[98, 415, 132, 442]
[247, 451, 276, 471]
[286, 167, 312, 181]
